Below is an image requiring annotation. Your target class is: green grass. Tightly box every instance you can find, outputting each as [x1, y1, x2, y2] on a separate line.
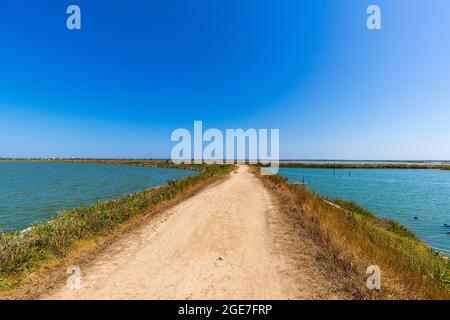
[0, 161, 232, 291]
[332, 199, 378, 220]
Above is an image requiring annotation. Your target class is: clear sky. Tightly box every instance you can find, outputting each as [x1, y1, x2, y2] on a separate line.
[1, 0, 449, 159]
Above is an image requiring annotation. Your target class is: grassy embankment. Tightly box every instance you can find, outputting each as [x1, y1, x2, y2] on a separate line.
[18, 158, 205, 169]
[258, 168, 449, 299]
[0, 160, 233, 294]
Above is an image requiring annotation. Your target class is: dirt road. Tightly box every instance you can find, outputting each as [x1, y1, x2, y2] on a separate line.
[42, 166, 343, 300]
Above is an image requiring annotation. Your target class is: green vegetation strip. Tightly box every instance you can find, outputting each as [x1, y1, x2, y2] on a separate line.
[0, 162, 231, 290]
[328, 197, 450, 288]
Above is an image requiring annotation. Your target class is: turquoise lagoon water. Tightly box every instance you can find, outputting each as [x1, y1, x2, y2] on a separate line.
[273, 167, 450, 255]
[0, 162, 196, 232]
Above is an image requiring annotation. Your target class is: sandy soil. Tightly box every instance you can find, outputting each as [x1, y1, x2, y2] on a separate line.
[42, 166, 343, 300]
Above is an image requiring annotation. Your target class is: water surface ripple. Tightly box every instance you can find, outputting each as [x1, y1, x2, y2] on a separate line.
[0, 162, 196, 232]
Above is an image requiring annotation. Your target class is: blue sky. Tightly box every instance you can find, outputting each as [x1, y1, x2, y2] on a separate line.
[1, 0, 449, 159]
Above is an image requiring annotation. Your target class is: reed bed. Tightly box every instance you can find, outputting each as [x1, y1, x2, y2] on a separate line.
[0, 162, 231, 291]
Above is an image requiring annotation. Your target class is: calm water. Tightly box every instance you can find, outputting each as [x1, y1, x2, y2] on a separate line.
[274, 168, 450, 255]
[0, 162, 196, 232]
[280, 160, 450, 165]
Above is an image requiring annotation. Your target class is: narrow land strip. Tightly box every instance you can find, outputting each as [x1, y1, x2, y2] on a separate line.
[42, 165, 349, 300]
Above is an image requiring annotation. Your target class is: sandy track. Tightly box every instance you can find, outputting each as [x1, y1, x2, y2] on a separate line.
[42, 166, 340, 300]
